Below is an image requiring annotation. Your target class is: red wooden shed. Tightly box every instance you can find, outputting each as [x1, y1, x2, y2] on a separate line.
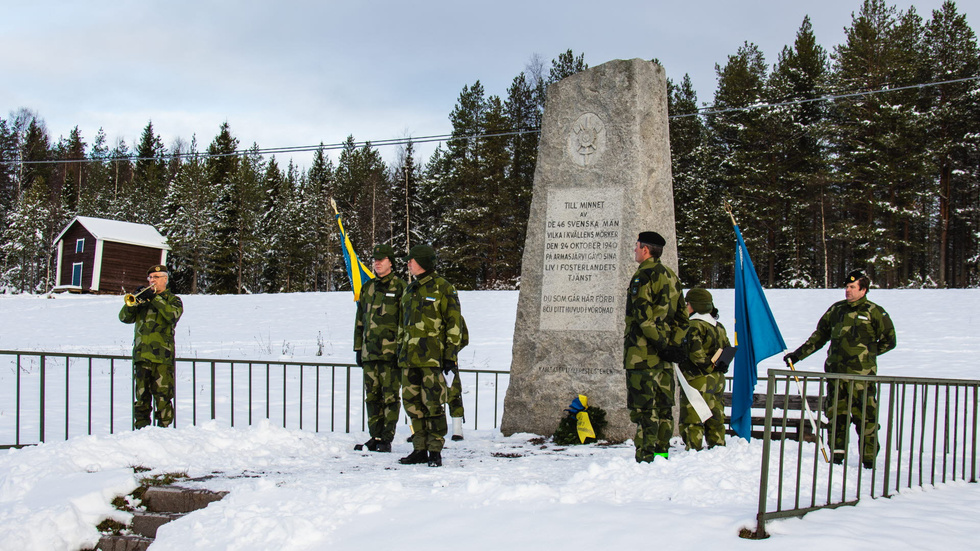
[52, 216, 170, 294]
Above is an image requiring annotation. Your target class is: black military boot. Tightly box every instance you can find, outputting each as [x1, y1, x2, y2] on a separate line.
[354, 437, 380, 451]
[427, 451, 442, 467]
[398, 450, 429, 465]
[376, 440, 392, 453]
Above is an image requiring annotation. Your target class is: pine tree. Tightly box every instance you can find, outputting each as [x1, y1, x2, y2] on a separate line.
[389, 140, 424, 257]
[669, 74, 723, 287]
[132, 121, 167, 225]
[77, 128, 112, 217]
[504, 72, 539, 278]
[438, 81, 488, 285]
[55, 127, 86, 218]
[1, 182, 51, 292]
[206, 122, 243, 294]
[161, 136, 214, 294]
[923, 1, 980, 287]
[767, 16, 831, 287]
[830, 0, 931, 287]
[333, 136, 389, 285]
[707, 42, 774, 286]
[20, 116, 52, 199]
[108, 139, 134, 219]
[259, 156, 288, 292]
[305, 145, 336, 292]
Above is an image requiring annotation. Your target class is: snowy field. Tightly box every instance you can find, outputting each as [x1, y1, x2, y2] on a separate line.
[0, 289, 979, 550]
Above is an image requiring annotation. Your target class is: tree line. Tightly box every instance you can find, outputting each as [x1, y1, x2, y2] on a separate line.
[1, 0, 977, 294]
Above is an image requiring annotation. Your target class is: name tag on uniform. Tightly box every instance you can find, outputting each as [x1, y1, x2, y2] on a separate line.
[425, 296, 437, 302]
[385, 292, 396, 298]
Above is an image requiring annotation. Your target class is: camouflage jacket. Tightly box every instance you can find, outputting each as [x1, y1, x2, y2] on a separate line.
[119, 290, 183, 365]
[354, 272, 406, 361]
[792, 296, 896, 375]
[680, 314, 731, 377]
[623, 257, 689, 370]
[398, 271, 466, 369]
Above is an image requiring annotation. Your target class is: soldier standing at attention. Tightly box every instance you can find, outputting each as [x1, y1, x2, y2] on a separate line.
[353, 244, 406, 453]
[783, 270, 896, 468]
[397, 245, 465, 468]
[678, 288, 731, 451]
[119, 264, 183, 429]
[623, 231, 688, 462]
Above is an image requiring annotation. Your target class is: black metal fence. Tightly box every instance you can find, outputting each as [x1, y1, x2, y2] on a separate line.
[753, 368, 980, 538]
[0, 349, 509, 448]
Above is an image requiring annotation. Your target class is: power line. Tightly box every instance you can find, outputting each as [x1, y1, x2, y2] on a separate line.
[2, 75, 978, 167]
[671, 75, 980, 119]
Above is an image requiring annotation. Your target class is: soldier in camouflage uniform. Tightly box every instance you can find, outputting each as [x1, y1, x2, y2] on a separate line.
[119, 264, 183, 429]
[678, 288, 731, 451]
[624, 232, 689, 462]
[784, 270, 896, 467]
[397, 245, 466, 468]
[353, 244, 407, 453]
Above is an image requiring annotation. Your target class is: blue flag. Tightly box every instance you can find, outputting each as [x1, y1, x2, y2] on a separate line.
[335, 213, 374, 301]
[731, 225, 786, 440]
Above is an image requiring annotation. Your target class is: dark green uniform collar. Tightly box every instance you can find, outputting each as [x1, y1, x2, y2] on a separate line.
[414, 270, 436, 285]
[638, 257, 660, 270]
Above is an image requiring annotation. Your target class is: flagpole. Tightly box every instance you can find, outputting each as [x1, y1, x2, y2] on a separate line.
[727, 202, 829, 462]
[787, 358, 831, 463]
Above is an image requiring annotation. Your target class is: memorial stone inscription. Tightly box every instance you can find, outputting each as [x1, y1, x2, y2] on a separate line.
[540, 188, 622, 331]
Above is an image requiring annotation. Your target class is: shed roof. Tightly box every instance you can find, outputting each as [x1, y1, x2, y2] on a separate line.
[53, 216, 170, 250]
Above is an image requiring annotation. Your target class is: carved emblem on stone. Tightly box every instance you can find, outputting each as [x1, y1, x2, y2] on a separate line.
[567, 112, 606, 167]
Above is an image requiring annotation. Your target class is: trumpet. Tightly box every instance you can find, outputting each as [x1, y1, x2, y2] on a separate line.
[124, 286, 156, 307]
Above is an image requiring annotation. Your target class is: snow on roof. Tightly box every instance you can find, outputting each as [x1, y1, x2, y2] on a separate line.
[53, 216, 170, 249]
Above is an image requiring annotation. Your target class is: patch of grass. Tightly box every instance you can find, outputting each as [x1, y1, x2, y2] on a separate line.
[96, 518, 127, 535]
[131, 471, 188, 502]
[739, 527, 769, 539]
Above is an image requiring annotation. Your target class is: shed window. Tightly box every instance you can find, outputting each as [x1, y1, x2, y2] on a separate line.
[71, 263, 83, 287]
[75, 238, 85, 253]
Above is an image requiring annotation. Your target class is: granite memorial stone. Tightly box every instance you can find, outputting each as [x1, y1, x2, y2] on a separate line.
[501, 58, 678, 441]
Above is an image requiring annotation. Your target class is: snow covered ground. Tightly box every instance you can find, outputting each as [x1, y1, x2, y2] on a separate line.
[1, 289, 979, 550]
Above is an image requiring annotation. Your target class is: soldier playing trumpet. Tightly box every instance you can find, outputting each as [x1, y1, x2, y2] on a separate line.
[119, 264, 183, 429]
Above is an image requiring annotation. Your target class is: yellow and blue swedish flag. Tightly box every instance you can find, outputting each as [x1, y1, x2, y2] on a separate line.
[566, 394, 596, 443]
[335, 212, 374, 301]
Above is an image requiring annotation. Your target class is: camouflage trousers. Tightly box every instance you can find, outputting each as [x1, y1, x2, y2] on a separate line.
[679, 371, 727, 451]
[402, 367, 448, 453]
[363, 360, 401, 443]
[447, 370, 464, 419]
[827, 377, 879, 463]
[626, 365, 675, 461]
[133, 361, 175, 429]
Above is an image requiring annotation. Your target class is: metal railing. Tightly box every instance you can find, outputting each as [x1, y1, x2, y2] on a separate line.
[753, 368, 980, 538]
[0, 349, 510, 448]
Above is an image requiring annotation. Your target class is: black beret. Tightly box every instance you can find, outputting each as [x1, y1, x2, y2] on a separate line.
[638, 231, 666, 247]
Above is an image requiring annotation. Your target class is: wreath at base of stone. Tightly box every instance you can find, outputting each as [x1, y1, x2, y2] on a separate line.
[553, 405, 608, 445]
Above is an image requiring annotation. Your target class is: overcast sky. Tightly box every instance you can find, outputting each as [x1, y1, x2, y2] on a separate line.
[1, 0, 967, 169]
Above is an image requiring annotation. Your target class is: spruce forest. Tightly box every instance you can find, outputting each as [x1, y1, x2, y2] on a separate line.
[1, 0, 978, 294]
